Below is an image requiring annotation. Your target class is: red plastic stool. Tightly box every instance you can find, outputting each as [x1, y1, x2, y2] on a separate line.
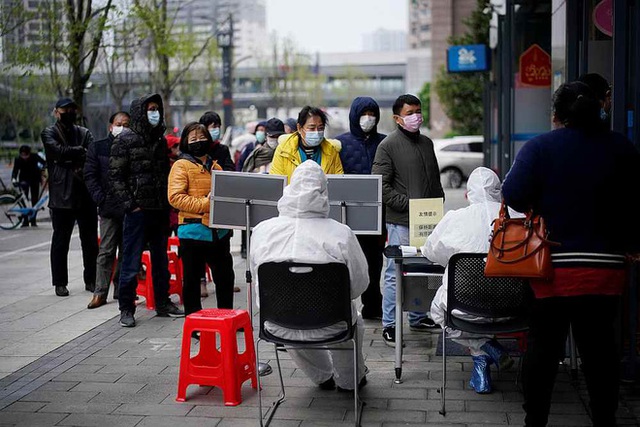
[176, 309, 257, 406]
[137, 250, 183, 310]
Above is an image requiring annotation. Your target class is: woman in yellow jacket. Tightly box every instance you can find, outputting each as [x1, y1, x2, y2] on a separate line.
[270, 106, 343, 182]
[168, 122, 235, 316]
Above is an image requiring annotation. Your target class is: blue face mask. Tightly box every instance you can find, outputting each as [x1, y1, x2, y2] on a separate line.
[304, 131, 323, 147]
[209, 128, 220, 141]
[255, 130, 266, 144]
[147, 110, 161, 127]
[600, 108, 608, 121]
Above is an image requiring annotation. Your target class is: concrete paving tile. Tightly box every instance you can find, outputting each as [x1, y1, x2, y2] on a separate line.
[56, 413, 143, 427]
[34, 382, 79, 392]
[135, 415, 223, 427]
[218, 419, 300, 427]
[466, 400, 525, 412]
[52, 372, 124, 383]
[389, 397, 464, 412]
[0, 402, 46, 412]
[18, 390, 99, 404]
[115, 373, 177, 384]
[0, 411, 67, 425]
[70, 381, 145, 394]
[37, 402, 120, 414]
[88, 390, 172, 405]
[113, 403, 193, 416]
[310, 397, 387, 410]
[427, 410, 509, 424]
[0, 358, 39, 377]
[189, 404, 266, 419]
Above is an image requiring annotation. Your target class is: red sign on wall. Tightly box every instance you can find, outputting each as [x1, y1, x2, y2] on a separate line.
[593, 0, 613, 37]
[519, 44, 551, 87]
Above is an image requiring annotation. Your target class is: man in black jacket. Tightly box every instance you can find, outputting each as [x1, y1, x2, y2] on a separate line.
[109, 94, 184, 327]
[41, 98, 98, 297]
[11, 145, 46, 227]
[84, 111, 130, 309]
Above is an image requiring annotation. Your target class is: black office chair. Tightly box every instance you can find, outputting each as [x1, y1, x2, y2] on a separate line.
[255, 261, 364, 426]
[439, 252, 533, 416]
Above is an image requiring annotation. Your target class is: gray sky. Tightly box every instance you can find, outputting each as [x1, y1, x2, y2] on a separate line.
[265, 0, 408, 53]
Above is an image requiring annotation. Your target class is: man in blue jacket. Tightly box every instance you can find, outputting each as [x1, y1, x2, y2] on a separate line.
[335, 97, 386, 320]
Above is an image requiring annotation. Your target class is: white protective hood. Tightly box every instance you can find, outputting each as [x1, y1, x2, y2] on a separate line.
[422, 167, 504, 326]
[250, 160, 369, 331]
[277, 160, 330, 219]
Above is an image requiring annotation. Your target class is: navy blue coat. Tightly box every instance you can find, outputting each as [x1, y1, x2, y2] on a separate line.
[336, 97, 386, 175]
[84, 134, 122, 218]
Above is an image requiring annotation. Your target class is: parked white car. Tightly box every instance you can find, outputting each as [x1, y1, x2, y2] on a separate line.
[433, 135, 484, 188]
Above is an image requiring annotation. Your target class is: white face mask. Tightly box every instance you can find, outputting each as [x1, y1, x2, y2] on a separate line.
[359, 115, 376, 133]
[266, 137, 279, 149]
[111, 126, 124, 137]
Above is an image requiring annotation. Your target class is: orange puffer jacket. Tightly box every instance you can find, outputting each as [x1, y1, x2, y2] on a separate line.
[168, 156, 222, 226]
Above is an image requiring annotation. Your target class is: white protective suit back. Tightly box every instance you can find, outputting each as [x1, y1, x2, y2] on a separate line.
[422, 167, 504, 326]
[250, 160, 369, 338]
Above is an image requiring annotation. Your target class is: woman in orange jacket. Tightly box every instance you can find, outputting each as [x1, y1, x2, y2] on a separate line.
[168, 122, 235, 316]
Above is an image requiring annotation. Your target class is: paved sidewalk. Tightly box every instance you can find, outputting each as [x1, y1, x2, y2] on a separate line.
[1, 229, 639, 425]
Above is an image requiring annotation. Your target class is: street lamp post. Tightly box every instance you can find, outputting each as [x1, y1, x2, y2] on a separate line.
[217, 15, 234, 130]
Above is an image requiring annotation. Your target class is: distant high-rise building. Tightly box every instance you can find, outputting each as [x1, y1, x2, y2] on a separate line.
[429, 0, 477, 137]
[168, 0, 267, 64]
[408, 0, 432, 50]
[362, 29, 407, 52]
[1, 0, 61, 64]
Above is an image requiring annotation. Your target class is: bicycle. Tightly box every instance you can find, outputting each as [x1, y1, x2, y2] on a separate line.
[0, 179, 49, 230]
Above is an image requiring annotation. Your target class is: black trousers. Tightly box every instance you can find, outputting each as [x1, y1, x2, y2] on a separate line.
[357, 233, 385, 319]
[19, 180, 40, 206]
[180, 235, 235, 315]
[522, 295, 620, 427]
[50, 206, 98, 287]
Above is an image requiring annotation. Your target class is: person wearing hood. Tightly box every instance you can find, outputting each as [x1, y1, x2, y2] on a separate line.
[250, 160, 369, 391]
[168, 122, 236, 319]
[372, 94, 444, 347]
[198, 111, 235, 171]
[422, 167, 515, 394]
[41, 97, 98, 297]
[84, 111, 130, 309]
[236, 120, 267, 171]
[242, 117, 285, 173]
[270, 106, 343, 183]
[109, 94, 185, 327]
[335, 96, 387, 321]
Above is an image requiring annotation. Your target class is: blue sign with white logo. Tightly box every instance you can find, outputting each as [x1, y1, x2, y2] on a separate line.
[447, 44, 489, 73]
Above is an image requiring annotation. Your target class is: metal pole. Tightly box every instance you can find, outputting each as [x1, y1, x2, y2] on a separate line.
[340, 201, 347, 225]
[220, 14, 234, 130]
[245, 200, 272, 377]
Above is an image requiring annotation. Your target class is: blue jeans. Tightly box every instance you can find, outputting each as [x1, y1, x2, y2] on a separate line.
[118, 210, 170, 312]
[382, 223, 427, 328]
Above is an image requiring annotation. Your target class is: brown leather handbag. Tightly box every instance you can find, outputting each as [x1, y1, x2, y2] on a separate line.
[484, 201, 559, 280]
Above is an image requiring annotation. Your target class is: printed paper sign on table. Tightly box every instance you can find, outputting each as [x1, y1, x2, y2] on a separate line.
[409, 197, 444, 248]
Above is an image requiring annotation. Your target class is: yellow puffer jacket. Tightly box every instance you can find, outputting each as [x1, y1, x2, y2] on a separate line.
[168, 157, 221, 226]
[270, 132, 344, 183]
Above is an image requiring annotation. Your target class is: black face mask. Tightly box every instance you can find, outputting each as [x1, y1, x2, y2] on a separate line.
[59, 111, 77, 126]
[189, 140, 209, 157]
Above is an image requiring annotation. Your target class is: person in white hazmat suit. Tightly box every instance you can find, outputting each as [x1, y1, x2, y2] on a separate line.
[250, 160, 369, 391]
[421, 167, 515, 394]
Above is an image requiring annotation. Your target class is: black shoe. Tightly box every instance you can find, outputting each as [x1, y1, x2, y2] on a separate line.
[409, 316, 439, 332]
[55, 286, 69, 297]
[30, 219, 37, 227]
[85, 283, 95, 292]
[318, 376, 335, 390]
[119, 310, 135, 327]
[337, 376, 368, 392]
[156, 302, 185, 318]
[20, 220, 29, 228]
[382, 326, 396, 347]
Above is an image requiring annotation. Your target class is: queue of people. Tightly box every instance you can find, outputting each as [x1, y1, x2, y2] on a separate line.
[31, 78, 640, 423]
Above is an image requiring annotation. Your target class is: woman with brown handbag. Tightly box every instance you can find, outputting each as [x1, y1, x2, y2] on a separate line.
[502, 81, 640, 427]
